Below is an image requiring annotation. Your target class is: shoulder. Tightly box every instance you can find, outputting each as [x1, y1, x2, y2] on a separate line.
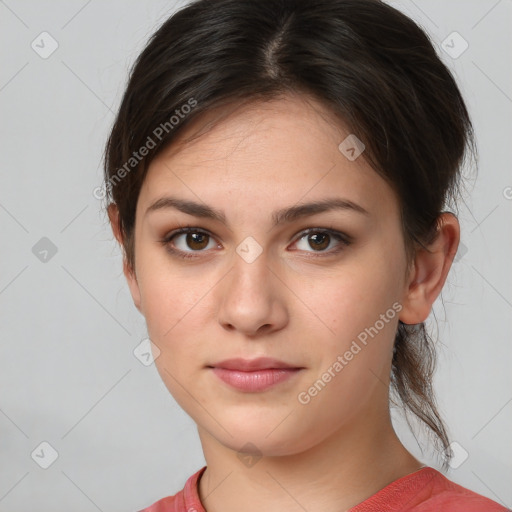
[411, 468, 510, 512]
[137, 466, 207, 512]
[350, 467, 509, 512]
[137, 495, 177, 512]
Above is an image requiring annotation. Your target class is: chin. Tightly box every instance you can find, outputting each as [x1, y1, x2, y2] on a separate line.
[201, 414, 319, 459]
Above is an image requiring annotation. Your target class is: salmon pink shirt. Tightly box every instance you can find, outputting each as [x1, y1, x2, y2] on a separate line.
[139, 466, 510, 512]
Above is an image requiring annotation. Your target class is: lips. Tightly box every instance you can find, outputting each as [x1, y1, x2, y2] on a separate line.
[208, 357, 301, 371]
[208, 357, 304, 392]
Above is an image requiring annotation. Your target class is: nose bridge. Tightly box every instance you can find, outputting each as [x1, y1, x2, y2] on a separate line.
[228, 244, 273, 302]
[216, 244, 288, 335]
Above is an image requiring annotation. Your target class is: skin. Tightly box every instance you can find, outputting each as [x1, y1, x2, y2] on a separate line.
[109, 94, 460, 512]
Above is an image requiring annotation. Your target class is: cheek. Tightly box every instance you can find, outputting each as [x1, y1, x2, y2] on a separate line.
[136, 238, 205, 319]
[135, 250, 212, 358]
[300, 260, 400, 341]
[142, 277, 207, 346]
[139, 269, 211, 406]
[296, 261, 402, 404]
[296, 271, 401, 415]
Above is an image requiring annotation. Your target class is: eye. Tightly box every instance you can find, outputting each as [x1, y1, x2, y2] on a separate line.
[291, 228, 351, 256]
[161, 226, 351, 260]
[162, 227, 218, 259]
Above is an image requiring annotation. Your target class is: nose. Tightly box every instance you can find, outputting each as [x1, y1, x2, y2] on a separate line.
[216, 252, 289, 337]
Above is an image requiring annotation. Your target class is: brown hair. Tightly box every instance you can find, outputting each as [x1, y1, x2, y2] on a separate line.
[103, 0, 476, 469]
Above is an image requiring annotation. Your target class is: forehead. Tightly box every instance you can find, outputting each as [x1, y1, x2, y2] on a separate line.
[137, 94, 399, 223]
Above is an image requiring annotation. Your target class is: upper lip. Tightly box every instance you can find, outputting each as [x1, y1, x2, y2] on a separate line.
[209, 357, 302, 371]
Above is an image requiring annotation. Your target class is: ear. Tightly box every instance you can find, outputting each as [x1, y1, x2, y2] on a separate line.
[107, 204, 143, 313]
[399, 212, 460, 324]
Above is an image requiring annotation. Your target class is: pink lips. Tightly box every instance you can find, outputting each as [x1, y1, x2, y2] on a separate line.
[208, 357, 303, 392]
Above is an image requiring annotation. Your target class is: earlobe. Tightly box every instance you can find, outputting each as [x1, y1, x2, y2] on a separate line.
[107, 204, 143, 314]
[399, 213, 460, 325]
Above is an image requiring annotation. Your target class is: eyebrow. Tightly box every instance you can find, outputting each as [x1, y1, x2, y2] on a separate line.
[145, 195, 369, 228]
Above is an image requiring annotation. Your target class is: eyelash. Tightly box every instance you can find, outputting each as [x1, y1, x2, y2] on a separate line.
[160, 226, 352, 261]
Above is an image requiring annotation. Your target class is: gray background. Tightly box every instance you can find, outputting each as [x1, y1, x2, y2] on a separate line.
[0, 0, 511, 510]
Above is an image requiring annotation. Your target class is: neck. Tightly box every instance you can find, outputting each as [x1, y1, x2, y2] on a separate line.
[197, 410, 423, 512]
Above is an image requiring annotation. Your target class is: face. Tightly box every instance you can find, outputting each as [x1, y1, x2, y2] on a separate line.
[125, 94, 413, 456]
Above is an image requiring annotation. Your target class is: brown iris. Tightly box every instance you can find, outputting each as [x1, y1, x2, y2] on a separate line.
[186, 232, 209, 250]
[308, 232, 330, 251]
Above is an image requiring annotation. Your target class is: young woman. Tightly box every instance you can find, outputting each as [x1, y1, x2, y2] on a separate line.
[103, 0, 508, 510]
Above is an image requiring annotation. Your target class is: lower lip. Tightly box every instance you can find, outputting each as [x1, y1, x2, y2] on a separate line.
[210, 367, 302, 392]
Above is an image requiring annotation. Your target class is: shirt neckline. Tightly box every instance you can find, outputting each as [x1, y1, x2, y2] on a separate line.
[184, 465, 440, 512]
